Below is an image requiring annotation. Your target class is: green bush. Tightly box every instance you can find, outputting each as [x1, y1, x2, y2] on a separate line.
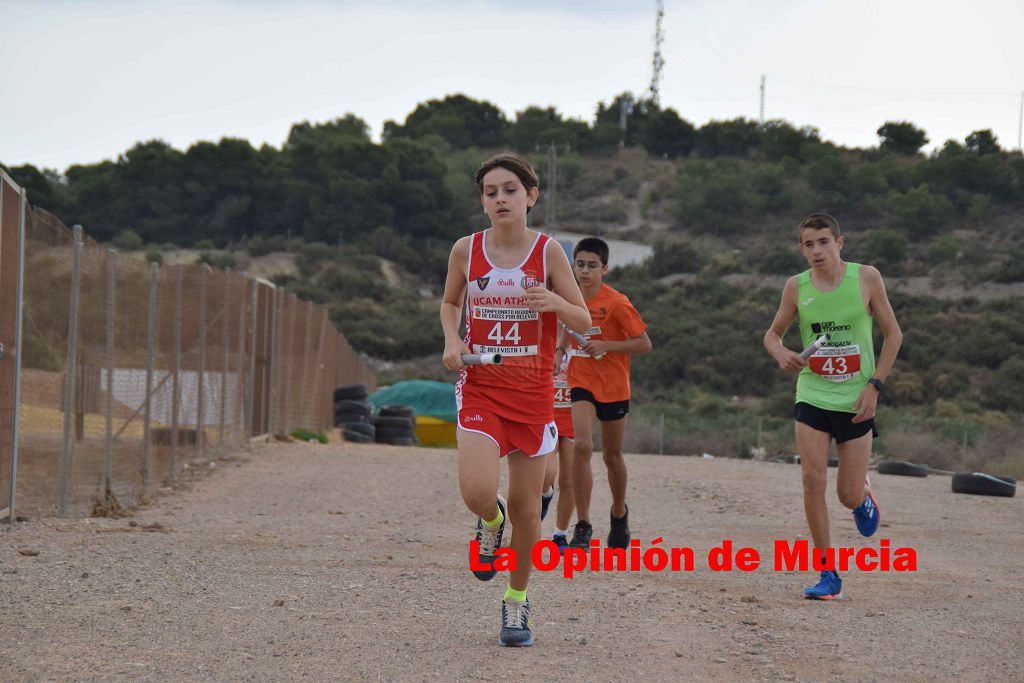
[887, 183, 953, 237]
[927, 235, 959, 264]
[291, 428, 328, 444]
[862, 229, 907, 270]
[112, 229, 143, 251]
[198, 251, 237, 269]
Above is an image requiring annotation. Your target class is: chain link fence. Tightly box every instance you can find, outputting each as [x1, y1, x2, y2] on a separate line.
[11, 205, 373, 519]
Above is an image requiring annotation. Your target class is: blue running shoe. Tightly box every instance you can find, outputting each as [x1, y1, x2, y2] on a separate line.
[552, 533, 569, 556]
[540, 487, 554, 521]
[498, 597, 534, 647]
[471, 495, 507, 581]
[853, 478, 880, 537]
[803, 570, 843, 600]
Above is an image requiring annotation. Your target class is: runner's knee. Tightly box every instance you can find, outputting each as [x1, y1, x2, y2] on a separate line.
[601, 448, 624, 467]
[506, 493, 540, 527]
[801, 468, 827, 496]
[837, 488, 863, 510]
[574, 439, 593, 458]
[460, 486, 497, 514]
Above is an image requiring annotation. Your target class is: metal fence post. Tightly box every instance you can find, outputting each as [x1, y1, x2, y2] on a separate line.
[282, 294, 294, 435]
[141, 261, 159, 494]
[219, 268, 231, 447]
[58, 225, 83, 517]
[104, 249, 116, 499]
[297, 302, 313, 427]
[197, 265, 208, 458]
[259, 285, 272, 435]
[170, 265, 182, 485]
[246, 281, 257, 441]
[308, 311, 328, 430]
[659, 413, 665, 455]
[266, 286, 279, 437]
[8, 186, 28, 521]
[236, 275, 246, 447]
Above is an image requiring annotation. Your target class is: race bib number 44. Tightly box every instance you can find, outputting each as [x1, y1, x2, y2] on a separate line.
[471, 309, 540, 356]
[808, 344, 861, 382]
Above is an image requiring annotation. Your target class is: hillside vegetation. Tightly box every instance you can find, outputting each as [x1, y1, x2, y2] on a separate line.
[5, 93, 1023, 470]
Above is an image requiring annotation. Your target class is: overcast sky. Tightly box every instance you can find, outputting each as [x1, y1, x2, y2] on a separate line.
[2, 0, 1022, 172]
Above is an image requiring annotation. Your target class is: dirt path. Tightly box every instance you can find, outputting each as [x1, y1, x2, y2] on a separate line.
[2, 440, 1021, 682]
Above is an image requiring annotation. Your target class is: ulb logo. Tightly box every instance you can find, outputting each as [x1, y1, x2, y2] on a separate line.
[476, 276, 490, 290]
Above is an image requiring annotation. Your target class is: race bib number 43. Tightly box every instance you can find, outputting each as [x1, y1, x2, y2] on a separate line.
[808, 344, 861, 382]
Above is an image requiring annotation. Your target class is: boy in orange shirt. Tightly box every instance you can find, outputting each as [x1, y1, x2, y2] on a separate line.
[556, 238, 651, 550]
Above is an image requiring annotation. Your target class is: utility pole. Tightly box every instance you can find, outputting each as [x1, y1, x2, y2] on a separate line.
[618, 96, 633, 148]
[1018, 90, 1023, 153]
[545, 142, 557, 231]
[759, 75, 766, 124]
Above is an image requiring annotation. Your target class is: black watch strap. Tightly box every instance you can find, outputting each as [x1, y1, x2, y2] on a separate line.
[867, 378, 885, 393]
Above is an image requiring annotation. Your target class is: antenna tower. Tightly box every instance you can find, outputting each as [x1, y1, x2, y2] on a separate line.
[648, 0, 665, 106]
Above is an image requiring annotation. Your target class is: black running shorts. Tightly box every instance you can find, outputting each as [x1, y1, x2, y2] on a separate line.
[794, 401, 878, 444]
[570, 387, 629, 422]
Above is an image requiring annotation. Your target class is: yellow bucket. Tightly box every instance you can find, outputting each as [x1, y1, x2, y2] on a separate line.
[415, 415, 457, 447]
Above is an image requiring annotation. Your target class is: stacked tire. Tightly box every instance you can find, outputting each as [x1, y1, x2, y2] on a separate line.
[375, 405, 417, 446]
[334, 384, 375, 443]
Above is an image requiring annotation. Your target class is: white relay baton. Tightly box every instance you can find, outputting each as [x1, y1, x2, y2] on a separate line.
[562, 323, 605, 360]
[799, 334, 830, 360]
[461, 353, 502, 365]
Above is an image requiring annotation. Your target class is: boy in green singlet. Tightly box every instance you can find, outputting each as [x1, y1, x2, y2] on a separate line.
[764, 213, 903, 600]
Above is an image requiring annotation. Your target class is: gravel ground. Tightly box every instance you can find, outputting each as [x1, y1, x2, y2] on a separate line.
[1, 439, 1021, 682]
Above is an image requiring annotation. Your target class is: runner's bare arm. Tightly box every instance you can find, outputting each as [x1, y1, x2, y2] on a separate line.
[764, 276, 805, 373]
[554, 325, 570, 373]
[851, 266, 903, 422]
[583, 331, 652, 357]
[524, 240, 591, 332]
[863, 266, 902, 382]
[440, 237, 472, 371]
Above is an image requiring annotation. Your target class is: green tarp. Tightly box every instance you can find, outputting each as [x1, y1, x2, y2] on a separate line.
[368, 380, 457, 423]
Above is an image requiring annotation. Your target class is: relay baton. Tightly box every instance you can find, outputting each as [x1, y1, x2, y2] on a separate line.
[461, 353, 502, 365]
[799, 334, 830, 360]
[562, 322, 604, 360]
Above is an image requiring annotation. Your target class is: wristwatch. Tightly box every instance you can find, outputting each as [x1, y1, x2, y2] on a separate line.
[867, 378, 885, 393]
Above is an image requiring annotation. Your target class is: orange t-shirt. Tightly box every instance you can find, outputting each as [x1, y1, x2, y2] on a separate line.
[567, 283, 647, 403]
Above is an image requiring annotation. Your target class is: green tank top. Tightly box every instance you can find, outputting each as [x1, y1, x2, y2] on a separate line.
[795, 262, 875, 412]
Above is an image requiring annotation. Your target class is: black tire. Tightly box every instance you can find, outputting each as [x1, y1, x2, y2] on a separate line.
[334, 384, 368, 402]
[341, 428, 373, 444]
[951, 472, 1017, 497]
[334, 412, 371, 426]
[334, 398, 373, 416]
[377, 436, 417, 447]
[339, 422, 375, 438]
[379, 404, 415, 418]
[877, 460, 928, 477]
[377, 426, 415, 439]
[374, 415, 415, 430]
